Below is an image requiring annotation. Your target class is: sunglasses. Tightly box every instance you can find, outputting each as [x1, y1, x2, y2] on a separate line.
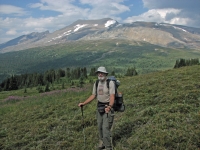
[97, 72, 106, 75]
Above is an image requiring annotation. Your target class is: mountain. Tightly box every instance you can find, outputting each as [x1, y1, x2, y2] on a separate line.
[1, 18, 200, 53]
[83, 22, 200, 49]
[0, 31, 50, 52]
[0, 18, 118, 53]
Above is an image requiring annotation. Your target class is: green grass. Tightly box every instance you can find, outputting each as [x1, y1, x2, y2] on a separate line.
[0, 39, 200, 82]
[0, 65, 200, 149]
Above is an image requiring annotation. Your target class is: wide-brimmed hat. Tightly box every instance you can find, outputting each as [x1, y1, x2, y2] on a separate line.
[95, 66, 108, 74]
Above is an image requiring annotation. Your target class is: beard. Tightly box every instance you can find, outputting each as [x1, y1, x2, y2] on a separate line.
[98, 76, 106, 82]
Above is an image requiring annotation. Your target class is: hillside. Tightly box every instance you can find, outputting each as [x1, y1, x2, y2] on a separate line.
[0, 65, 199, 149]
[1, 39, 200, 83]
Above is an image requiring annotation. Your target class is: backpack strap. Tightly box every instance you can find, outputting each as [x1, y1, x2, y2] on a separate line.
[95, 79, 99, 96]
[106, 79, 110, 89]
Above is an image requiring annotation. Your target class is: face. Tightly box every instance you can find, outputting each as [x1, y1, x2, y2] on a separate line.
[97, 72, 107, 81]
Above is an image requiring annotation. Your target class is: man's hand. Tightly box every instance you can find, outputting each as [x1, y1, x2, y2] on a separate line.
[78, 103, 84, 107]
[105, 105, 111, 113]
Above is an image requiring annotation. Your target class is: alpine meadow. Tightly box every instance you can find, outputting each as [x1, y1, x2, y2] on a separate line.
[0, 18, 200, 150]
[0, 65, 200, 149]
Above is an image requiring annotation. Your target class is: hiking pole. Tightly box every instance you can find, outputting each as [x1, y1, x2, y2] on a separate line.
[105, 105, 108, 118]
[81, 105, 86, 149]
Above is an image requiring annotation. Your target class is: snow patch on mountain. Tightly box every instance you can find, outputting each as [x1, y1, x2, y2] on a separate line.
[63, 30, 72, 34]
[172, 26, 188, 33]
[74, 24, 88, 32]
[159, 23, 171, 27]
[105, 20, 116, 28]
[47, 30, 72, 43]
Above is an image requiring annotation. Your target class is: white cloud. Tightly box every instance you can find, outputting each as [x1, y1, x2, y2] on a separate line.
[6, 29, 17, 35]
[80, 0, 125, 5]
[0, 17, 23, 29]
[0, 5, 27, 16]
[28, 0, 129, 19]
[142, 0, 200, 11]
[156, 9, 180, 18]
[29, 0, 85, 15]
[80, 0, 129, 19]
[23, 17, 55, 27]
[170, 17, 190, 26]
[28, 3, 43, 8]
[124, 9, 181, 23]
[124, 0, 200, 28]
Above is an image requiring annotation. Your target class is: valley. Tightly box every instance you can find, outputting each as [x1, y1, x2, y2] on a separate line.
[1, 39, 200, 83]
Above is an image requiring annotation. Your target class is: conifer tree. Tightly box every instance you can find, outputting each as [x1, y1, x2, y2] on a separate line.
[37, 85, 44, 93]
[174, 58, 199, 68]
[9, 75, 18, 90]
[83, 67, 87, 78]
[125, 67, 138, 76]
[4, 78, 10, 90]
[77, 67, 81, 79]
[45, 82, 50, 92]
[89, 67, 96, 76]
[71, 81, 74, 86]
[66, 68, 71, 78]
[24, 86, 27, 93]
[79, 75, 84, 88]
[57, 69, 65, 78]
[111, 71, 115, 76]
[62, 82, 65, 89]
[37, 73, 44, 86]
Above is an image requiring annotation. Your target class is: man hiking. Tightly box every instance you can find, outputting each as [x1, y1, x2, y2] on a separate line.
[78, 66, 115, 150]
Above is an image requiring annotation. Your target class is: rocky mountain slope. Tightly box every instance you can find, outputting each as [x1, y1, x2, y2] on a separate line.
[0, 31, 50, 52]
[0, 18, 200, 53]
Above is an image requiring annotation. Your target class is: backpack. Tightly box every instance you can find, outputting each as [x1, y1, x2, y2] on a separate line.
[95, 76, 125, 112]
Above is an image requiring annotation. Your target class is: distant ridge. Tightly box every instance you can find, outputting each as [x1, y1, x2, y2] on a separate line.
[0, 31, 49, 50]
[0, 18, 200, 53]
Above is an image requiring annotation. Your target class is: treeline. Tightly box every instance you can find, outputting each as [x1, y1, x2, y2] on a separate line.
[0, 67, 138, 92]
[0, 67, 88, 91]
[1, 57, 199, 92]
[125, 67, 138, 76]
[174, 58, 199, 68]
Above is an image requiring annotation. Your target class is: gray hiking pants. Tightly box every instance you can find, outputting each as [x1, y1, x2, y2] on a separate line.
[96, 109, 114, 149]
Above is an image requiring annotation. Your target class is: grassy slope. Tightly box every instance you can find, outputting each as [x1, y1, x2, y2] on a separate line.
[0, 39, 200, 82]
[0, 65, 200, 150]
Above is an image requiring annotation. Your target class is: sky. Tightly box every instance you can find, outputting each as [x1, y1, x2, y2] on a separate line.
[0, 0, 200, 44]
